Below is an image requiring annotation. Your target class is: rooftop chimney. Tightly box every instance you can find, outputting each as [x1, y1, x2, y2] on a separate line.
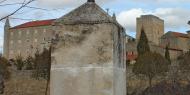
[88, 0, 95, 2]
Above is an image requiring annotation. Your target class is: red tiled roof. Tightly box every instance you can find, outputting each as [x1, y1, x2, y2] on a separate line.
[127, 54, 138, 61]
[170, 32, 189, 38]
[11, 19, 56, 29]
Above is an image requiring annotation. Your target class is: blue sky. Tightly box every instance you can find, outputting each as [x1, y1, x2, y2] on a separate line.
[0, 0, 190, 52]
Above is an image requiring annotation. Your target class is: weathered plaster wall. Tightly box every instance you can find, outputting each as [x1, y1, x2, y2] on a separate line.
[51, 64, 114, 95]
[51, 23, 126, 95]
[52, 23, 114, 66]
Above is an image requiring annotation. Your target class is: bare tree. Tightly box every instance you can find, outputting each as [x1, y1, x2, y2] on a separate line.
[0, 0, 36, 21]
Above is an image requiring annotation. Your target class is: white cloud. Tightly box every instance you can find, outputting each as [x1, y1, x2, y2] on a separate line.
[0, 37, 3, 53]
[132, 0, 190, 3]
[117, 8, 190, 33]
[155, 8, 190, 28]
[117, 9, 150, 33]
[0, 12, 9, 20]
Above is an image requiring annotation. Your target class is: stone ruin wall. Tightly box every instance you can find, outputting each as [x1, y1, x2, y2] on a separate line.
[136, 15, 164, 45]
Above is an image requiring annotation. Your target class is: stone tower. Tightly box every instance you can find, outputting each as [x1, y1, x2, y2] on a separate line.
[3, 18, 10, 58]
[50, 0, 126, 95]
[136, 15, 164, 45]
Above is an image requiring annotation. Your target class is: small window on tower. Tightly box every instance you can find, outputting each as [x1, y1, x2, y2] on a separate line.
[19, 31, 22, 36]
[10, 40, 13, 44]
[18, 40, 22, 44]
[34, 39, 38, 42]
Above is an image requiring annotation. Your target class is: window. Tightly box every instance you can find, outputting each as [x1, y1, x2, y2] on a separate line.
[43, 29, 46, 33]
[27, 30, 30, 35]
[18, 40, 21, 44]
[10, 40, 13, 44]
[34, 39, 38, 42]
[19, 31, 22, 36]
[34, 30, 38, 34]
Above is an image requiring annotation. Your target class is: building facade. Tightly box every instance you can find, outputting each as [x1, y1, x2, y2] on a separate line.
[160, 31, 190, 52]
[3, 19, 55, 59]
[127, 15, 190, 63]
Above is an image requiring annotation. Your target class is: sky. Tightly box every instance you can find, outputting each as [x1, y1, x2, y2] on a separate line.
[0, 0, 190, 52]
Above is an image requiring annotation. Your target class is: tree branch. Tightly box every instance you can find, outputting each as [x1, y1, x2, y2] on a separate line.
[0, 0, 36, 21]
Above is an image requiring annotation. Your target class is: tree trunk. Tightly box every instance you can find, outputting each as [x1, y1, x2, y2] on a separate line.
[45, 80, 49, 95]
[149, 77, 152, 88]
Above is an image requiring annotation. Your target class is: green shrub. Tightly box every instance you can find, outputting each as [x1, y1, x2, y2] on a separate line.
[15, 55, 24, 70]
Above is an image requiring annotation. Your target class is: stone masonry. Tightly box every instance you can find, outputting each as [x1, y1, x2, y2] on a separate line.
[3, 19, 55, 59]
[136, 15, 164, 45]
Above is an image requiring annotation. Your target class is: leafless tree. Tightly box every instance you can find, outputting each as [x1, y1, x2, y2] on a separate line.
[0, 0, 36, 21]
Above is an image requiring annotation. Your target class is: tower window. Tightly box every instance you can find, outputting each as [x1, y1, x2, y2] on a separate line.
[10, 40, 13, 44]
[19, 31, 22, 36]
[18, 40, 22, 44]
[34, 39, 38, 42]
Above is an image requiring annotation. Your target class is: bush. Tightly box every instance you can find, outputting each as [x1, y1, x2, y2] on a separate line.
[0, 56, 10, 94]
[15, 55, 24, 70]
[33, 48, 51, 80]
[133, 52, 169, 87]
[0, 56, 10, 80]
[25, 56, 34, 70]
